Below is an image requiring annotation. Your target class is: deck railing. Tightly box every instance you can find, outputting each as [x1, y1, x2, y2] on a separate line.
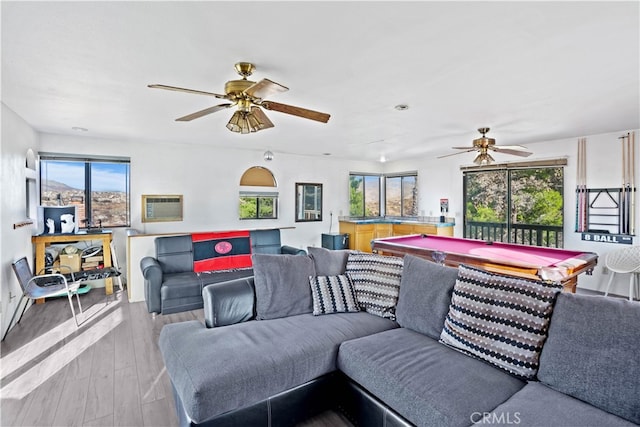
[464, 221, 564, 248]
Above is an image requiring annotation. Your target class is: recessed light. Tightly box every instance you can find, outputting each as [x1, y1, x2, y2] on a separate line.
[394, 104, 409, 111]
[323, 153, 331, 156]
[72, 126, 88, 132]
[380, 155, 387, 163]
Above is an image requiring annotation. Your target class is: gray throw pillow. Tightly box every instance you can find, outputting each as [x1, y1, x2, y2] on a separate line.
[395, 254, 459, 340]
[252, 254, 315, 320]
[307, 246, 349, 275]
[440, 264, 562, 380]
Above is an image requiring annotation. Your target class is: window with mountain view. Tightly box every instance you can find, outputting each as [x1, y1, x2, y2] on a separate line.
[40, 155, 131, 228]
[349, 174, 381, 217]
[463, 166, 564, 247]
[385, 173, 418, 217]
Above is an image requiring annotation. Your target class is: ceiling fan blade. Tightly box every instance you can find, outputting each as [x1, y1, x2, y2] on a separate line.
[244, 78, 288, 100]
[490, 146, 533, 157]
[175, 103, 233, 122]
[148, 84, 228, 99]
[451, 146, 477, 150]
[437, 149, 476, 159]
[251, 106, 274, 130]
[261, 101, 330, 123]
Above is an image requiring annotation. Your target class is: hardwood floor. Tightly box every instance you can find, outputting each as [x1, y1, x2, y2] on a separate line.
[0, 287, 352, 427]
[1, 287, 183, 426]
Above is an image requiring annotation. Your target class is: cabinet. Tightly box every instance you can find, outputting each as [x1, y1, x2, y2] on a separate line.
[393, 223, 453, 237]
[339, 222, 376, 253]
[340, 220, 454, 252]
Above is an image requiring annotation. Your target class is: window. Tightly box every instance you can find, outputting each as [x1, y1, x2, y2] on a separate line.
[463, 164, 564, 247]
[349, 174, 381, 217]
[239, 192, 278, 219]
[39, 154, 131, 228]
[385, 173, 418, 217]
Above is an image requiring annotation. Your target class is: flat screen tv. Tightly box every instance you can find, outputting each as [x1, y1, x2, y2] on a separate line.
[37, 205, 79, 235]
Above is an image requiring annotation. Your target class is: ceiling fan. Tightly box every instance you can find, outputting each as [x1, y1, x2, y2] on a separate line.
[438, 127, 533, 165]
[148, 62, 330, 134]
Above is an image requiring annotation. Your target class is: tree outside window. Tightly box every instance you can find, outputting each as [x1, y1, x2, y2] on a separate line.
[464, 167, 564, 247]
[386, 174, 418, 217]
[349, 174, 381, 217]
[239, 193, 278, 219]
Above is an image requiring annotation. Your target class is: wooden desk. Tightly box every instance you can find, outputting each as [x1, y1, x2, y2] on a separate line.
[32, 231, 114, 301]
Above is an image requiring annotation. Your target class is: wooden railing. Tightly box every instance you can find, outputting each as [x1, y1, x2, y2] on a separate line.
[465, 221, 564, 248]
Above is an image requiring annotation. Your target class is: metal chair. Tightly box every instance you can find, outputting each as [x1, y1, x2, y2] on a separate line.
[604, 246, 640, 301]
[6, 257, 85, 336]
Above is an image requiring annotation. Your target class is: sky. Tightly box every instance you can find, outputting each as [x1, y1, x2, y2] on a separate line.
[41, 161, 129, 192]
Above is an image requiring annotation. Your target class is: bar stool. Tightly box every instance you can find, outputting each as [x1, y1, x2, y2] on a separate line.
[604, 246, 640, 301]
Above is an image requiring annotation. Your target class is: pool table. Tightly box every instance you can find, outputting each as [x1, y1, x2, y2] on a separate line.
[371, 234, 598, 292]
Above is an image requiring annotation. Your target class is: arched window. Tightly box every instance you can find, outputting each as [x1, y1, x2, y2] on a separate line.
[239, 166, 277, 187]
[239, 167, 278, 219]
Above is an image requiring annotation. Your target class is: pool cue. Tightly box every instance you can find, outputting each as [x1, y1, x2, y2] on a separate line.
[576, 139, 582, 231]
[620, 133, 630, 234]
[631, 131, 636, 234]
[628, 133, 632, 234]
[582, 138, 587, 232]
[620, 134, 626, 234]
[627, 133, 632, 234]
[577, 138, 587, 232]
[632, 131, 636, 234]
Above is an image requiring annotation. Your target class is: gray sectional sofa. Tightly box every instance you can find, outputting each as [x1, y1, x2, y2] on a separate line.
[158, 247, 640, 427]
[140, 228, 305, 315]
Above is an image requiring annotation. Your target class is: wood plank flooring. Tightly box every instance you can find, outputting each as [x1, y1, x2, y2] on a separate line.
[1, 287, 351, 426]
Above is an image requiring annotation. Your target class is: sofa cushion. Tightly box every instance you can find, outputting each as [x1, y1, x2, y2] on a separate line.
[396, 254, 459, 340]
[252, 253, 315, 320]
[537, 293, 640, 424]
[345, 252, 404, 320]
[155, 235, 193, 274]
[250, 229, 284, 254]
[307, 246, 349, 275]
[477, 381, 637, 426]
[159, 312, 398, 423]
[439, 265, 562, 379]
[309, 275, 360, 315]
[160, 272, 201, 300]
[338, 328, 525, 427]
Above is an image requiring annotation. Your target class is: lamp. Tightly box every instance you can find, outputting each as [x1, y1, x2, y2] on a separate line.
[226, 101, 269, 134]
[473, 148, 495, 165]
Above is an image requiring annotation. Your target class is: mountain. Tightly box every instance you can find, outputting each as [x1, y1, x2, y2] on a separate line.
[42, 180, 77, 192]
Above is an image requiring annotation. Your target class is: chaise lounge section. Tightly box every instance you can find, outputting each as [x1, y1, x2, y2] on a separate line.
[158, 247, 640, 426]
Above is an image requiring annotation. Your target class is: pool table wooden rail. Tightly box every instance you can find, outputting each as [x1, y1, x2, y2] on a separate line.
[371, 234, 598, 293]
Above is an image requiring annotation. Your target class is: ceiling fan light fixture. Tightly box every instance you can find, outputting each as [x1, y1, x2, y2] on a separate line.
[226, 111, 258, 134]
[473, 152, 495, 165]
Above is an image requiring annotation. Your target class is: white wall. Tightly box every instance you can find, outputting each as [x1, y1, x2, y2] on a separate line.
[384, 129, 640, 296]
[1, 103, 41, 338]
[37, 132, 380, 281]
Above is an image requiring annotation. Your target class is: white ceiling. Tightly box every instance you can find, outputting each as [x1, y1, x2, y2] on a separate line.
[2, 1, 639, 163]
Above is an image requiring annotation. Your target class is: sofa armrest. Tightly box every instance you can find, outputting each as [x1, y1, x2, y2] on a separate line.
[203, 277, 256, 328]
[281, 245, 307, 255]
[140, 256, 163, 314]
